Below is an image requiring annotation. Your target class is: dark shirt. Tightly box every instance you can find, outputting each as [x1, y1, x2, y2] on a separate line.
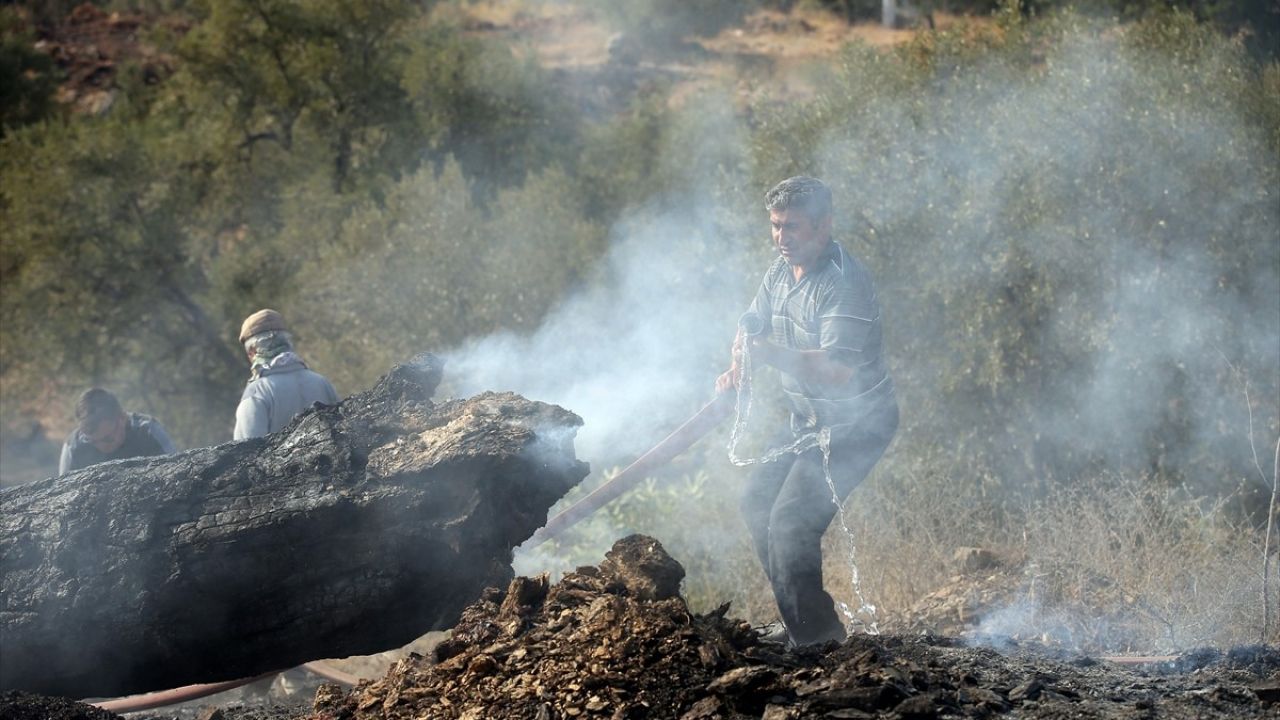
[748, 240, 895, 428]
[58, 413, 177, 475]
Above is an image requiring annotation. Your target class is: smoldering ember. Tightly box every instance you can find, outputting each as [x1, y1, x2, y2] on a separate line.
[0, 358, 1276, 720]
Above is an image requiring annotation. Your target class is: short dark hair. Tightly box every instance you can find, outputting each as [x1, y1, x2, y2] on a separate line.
[75, 388, 123, 430]
[765, 176, 833, 222]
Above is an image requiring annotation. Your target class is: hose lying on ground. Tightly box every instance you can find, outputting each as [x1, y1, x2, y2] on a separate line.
[87, 661, 360, 714]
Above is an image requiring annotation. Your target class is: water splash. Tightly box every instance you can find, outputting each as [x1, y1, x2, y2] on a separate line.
[728, 340, 822, 465]
[727, 341, 878, 634]
[820, 434, 879, 635]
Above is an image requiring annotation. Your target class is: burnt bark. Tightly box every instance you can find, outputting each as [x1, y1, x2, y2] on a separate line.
[0, 355, 589, 699]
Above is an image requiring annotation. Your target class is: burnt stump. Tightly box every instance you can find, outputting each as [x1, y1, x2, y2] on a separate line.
[0, 355, 589, 699]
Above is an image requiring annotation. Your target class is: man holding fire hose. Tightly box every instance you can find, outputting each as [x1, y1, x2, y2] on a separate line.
[716, 176, 898, 647]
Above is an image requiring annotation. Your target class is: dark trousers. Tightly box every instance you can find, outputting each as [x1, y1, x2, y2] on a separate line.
[739, 401, 898, 645]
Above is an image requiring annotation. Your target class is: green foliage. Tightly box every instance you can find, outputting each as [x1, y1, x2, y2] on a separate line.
[750, 7, 1280, 505]
[1016, 1, 1280, 60]
[400, 21, 579, 196]
[576, 89, 672, 220]
[0, 113, 245, 446]
[281, 160, 606, 394]
[175, 0, 423, 193]
[0, 0, 592, 452]
[0, 9, 60, 135]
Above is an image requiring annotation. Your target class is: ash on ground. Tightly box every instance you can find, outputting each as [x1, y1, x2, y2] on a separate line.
[7, 534, 1276, 720]
[303, 535, 1276, 720]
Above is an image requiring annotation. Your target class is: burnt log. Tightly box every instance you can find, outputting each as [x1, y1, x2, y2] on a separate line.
[0, 355, 589, 699]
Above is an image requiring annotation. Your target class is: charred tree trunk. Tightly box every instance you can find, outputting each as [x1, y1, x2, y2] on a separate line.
[0, 356, 589, 699]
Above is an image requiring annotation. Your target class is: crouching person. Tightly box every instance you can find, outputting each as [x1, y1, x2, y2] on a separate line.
[59, 388, 177, 475]
[233, 309, 340, 440]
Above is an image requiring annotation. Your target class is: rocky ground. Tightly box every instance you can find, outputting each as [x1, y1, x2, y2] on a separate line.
[5, 535, 1275, 720]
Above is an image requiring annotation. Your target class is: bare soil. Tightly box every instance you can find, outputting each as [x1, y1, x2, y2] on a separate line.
[29, 3, 183, 116]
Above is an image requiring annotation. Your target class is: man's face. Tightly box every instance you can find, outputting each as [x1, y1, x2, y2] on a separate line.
[770, 207, 831, 272]
[82, 413, 127, 454]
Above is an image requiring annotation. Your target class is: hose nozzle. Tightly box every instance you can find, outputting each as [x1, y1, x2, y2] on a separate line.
[739, 311, 765, 337]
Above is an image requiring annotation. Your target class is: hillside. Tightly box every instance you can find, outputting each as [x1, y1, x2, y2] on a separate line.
[2, 0, 947, 487]
[31, 2, 936, 121]
[1, 1, 1276, 718]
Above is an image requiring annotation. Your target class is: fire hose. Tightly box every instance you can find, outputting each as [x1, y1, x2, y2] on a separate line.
[528, 312, 765, 547]
[527, 391, 736, 547]
[88, 662, 362, 713]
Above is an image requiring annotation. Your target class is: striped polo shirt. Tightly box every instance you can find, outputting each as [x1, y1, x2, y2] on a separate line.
[747, 240, 894, 427]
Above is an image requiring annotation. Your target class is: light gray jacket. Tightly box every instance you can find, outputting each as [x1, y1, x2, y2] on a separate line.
[233, 355, 339, 440]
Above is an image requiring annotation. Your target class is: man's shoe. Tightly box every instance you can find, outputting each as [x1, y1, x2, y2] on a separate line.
[790, 623, 848, 647]
[752, 621, 790, 645]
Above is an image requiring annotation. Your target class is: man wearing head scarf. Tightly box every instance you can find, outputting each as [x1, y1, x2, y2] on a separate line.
[717, 176, 898, 647]
[233, 309, 340, 441]
[59, 387, 177, 475]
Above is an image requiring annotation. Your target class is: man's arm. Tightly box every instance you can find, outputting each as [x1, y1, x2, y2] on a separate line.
[747, 337, 855, 388]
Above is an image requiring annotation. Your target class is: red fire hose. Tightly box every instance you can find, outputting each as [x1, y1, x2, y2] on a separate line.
[528, 392, 735, 547]
[88, 662, 361, 713]
[89, 671, 283, 713]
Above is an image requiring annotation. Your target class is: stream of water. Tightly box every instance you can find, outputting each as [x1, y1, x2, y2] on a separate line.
[727, 340, 879, 635]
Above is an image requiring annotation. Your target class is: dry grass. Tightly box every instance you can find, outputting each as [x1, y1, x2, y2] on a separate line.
[435, 0, 613, 68]
[1017, 476, 1266, 649]
[699, 7, 916, 60]
[444, 1, 993, 109]
[822, 461, 1274, 652]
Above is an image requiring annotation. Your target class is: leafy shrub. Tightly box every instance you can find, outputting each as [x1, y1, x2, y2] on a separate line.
[0, 114, 247, 448]
[750, 8, 1280, 507]
[0, 8, 59, 135]
[400, 20, 580, 196]
[284, 160, 606, 395]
